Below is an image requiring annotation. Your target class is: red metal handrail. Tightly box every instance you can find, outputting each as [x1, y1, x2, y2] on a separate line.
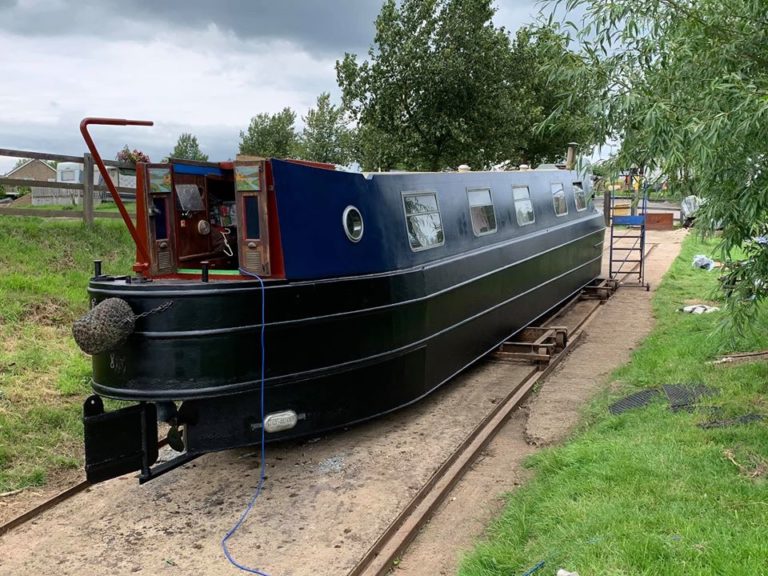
[79, 117, 153, 269]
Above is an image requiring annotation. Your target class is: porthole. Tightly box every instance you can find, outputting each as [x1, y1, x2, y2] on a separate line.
[343, 205, 364, 242]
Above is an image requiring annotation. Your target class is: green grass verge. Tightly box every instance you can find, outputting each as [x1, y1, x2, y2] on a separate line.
[19, 201, 135, 214]
[460, 234, 768, 575]
[0, 216, 134, 490]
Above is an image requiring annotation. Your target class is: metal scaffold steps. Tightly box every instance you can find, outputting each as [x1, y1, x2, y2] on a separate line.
[609, 187, 650, 290]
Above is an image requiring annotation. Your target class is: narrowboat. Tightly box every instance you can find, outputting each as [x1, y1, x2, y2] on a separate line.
[74, 118, 605, 483]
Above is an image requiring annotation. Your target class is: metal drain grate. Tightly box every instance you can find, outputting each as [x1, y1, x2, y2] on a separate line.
[698, 413, 765, 429]
[609, 388, 661, 415]
[663, 384, 718, 412]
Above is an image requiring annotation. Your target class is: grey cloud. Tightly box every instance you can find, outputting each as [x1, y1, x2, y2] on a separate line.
[127, 0, 382, 54]
[0, 1, 550, 56]
[0, 117, 240, 167]
[0, 0, 382, 55]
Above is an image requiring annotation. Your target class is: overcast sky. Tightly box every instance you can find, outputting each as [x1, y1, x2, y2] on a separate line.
[0, 0, 550, 173]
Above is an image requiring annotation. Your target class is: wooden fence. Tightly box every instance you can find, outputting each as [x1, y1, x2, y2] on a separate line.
[0, 148, 136, 225]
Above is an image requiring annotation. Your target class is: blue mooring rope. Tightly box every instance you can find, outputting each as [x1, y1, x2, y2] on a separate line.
[220, 272, 554, 576]
[520, 560, 545, 576]
[221, 270, 270, 575]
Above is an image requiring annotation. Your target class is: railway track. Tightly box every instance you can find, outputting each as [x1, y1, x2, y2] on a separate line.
[346, 279, 618, 576]
[0, 257, 649, 558]
[0, 438, 167, 538]
[347, 244, 658, 576]
[0, 481, 92, 538]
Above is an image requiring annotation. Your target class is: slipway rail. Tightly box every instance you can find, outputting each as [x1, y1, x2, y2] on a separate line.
[0, 285, 611, 541]
[0, 438, 168, 538]
[346, 278, 620, 576]
[0, 253, 660, 560]
[348, 246, 656, 576]
[0, 482, 92, 538]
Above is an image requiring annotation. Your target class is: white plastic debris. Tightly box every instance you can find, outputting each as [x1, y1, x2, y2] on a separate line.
[681, 195, 702, 221]
[692, 254, 716, 270]
[556, 570, 580, 576]
[680, 304, 720, 314]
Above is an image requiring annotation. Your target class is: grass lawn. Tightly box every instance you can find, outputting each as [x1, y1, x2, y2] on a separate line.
[18, 201, 136, 214]
[460, 234, 768, 575]
[0, 216, 134, 491]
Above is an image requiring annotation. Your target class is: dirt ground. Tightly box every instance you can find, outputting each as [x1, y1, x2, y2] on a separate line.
[396, 229, 686, 575]
[0, 229, 686, 576]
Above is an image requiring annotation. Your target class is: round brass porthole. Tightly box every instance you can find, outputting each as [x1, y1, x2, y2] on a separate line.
[343, 206, 364, 243]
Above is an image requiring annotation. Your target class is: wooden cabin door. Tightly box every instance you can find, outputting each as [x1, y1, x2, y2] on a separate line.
[173, 177, 213, 263]
[144, 164, 176, 274]
[235, 161, 270, 276]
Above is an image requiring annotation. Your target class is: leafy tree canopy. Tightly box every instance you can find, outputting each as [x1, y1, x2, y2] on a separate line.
[169, 133, 208, 162]
[296, 93, 354, 165]
[511, 24, 598, 165]
[552, 0, 768, 329]
[336, 0, 598, 171]
[337, 0, 520, 171]
[239, 108, 298, 158]
[13, 158, 29, 170]
[10, 158, 56, 172]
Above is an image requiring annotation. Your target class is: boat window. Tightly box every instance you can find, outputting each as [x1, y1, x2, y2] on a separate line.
[176, 184, 205, 212]
[244, 195, 260, 239]
[512, 186, 535, 226]
[152, 197, 168, 240]
[403, 192, 445, 251]
[552, 183, 568, 216]
[573, 182, 588, 211]
[467, 188, 497, 236]
[343, 205, 364, 242]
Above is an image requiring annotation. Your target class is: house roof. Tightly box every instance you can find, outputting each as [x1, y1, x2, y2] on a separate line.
[4, 158, 57, 178]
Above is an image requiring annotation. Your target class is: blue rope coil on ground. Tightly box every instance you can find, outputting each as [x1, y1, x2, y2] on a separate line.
[221, 270, 270, 575]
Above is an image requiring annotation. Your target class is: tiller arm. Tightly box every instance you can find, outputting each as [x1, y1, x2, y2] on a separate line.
[80, 117, 153, 270]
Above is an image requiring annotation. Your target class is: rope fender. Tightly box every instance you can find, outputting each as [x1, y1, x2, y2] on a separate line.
[73, 298, 135, 355]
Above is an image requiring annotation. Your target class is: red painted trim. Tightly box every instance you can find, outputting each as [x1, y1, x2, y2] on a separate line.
[134, 165, 150, 273]
[79, 117, 153, 270]
[283, 158, 336, 170]
[264, 161, 286, 278]
[155, 273, 253, 281]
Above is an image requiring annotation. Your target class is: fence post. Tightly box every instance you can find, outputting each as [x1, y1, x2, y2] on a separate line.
[83, 153, 94, 226]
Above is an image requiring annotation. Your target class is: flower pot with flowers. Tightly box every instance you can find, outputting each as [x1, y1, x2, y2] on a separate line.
[116, 145, 151, 165]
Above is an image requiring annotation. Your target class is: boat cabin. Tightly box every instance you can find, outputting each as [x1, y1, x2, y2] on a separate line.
[131, 158, 597, 283]
[135, 158, 327, 279]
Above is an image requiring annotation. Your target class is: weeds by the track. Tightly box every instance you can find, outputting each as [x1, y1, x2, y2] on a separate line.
[0, 216, 133, 491]
[460, 234, 768, 575]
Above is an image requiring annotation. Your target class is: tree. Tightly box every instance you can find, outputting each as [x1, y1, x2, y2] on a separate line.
[13, 158, 29, 170]
[9, 158, 32, 196]
[510, 24, 598, 165]
[296, 93, 354, 165]
[169, 133, 208, 161]
[239, 108, 298, 158]
[337, 0, 599, 171]
[552, 0, 768, 328]
[336, 0, 521, 171]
